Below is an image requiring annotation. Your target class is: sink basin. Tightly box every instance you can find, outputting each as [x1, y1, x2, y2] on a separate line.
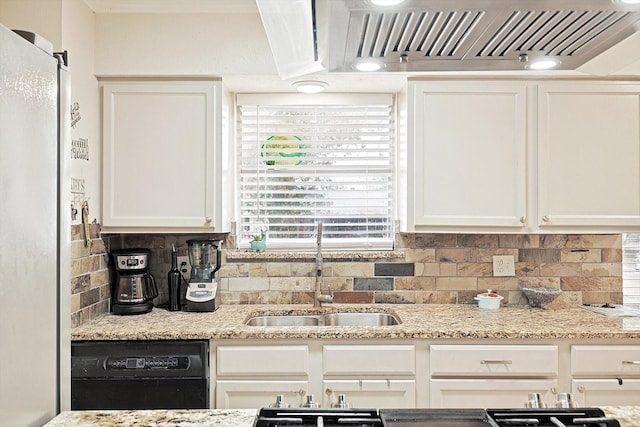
[244, 315, 320, 327]
[244, 312, 400, 327]
[322, 312, 399, 326]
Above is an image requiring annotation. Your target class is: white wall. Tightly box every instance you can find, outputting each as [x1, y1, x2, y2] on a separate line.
[63, 0, 101, 226]
[94, 12, 276, 76]
[0, 0, 62, 47]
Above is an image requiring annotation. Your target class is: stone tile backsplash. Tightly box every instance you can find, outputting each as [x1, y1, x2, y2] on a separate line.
[220, 233, 622, 308]
[73, 232, 622, 327]
[70, 223, 110, 328]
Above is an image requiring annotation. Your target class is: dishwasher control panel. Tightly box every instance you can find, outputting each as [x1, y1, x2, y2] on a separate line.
[108, 356, 190, 370]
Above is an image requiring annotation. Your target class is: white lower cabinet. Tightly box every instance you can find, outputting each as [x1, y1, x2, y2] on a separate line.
[213, 341, 640, 409]
[323, 345, 416, 408]
[430, 379, 558, 408]
[214, 343, 417, 409]
[216, 380, 308, 409]
[571, 345, 640, 407]
[430, 345, 558, 408]
[323, 380, 415, 408]
[571, 379, 640, 406]
[215, 345, 310, 409]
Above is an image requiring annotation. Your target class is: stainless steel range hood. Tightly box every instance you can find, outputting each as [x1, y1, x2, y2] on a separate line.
[315, 0, 640, 72]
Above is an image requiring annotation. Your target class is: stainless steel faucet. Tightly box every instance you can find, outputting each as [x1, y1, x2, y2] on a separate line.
[314, 222, 333, 307]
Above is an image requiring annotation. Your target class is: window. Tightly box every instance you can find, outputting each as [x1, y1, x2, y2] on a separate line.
[623, 233, 640, 303]
[237, 93, 395, 251]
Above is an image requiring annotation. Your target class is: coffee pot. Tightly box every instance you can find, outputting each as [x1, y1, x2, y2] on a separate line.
[111, 248, 158, 315]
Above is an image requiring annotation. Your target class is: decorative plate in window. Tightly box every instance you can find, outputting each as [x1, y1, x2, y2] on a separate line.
[261, 135, 305, 166]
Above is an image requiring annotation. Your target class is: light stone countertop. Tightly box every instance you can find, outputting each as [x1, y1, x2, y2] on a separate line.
[43, 409, 257, 426]
[43, 407, 640, 426]
[71, 304, 640, 341]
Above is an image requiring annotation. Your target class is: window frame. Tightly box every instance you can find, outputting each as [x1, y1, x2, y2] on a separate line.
[234, 93, 397, 251]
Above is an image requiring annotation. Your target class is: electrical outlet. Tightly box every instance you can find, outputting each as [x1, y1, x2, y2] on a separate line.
[177, 256, 190, 280]
[493, 255, 515, 277]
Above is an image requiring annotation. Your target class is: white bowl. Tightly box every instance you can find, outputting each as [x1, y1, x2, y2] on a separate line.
[474, 291, 504, 309]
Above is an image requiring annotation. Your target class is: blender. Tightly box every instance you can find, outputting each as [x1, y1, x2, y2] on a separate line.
[185, 239, 222, 312]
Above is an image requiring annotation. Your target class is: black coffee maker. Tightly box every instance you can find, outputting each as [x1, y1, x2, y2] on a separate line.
[111, 248, 158, 315]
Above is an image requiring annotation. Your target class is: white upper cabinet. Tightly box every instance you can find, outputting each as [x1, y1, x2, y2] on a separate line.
[408, 82, 527, 229]
[102, 81, 221, 230]
[537, 83, 640, 227]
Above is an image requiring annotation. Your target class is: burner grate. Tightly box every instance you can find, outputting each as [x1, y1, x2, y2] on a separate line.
[487, 408, 621, 427]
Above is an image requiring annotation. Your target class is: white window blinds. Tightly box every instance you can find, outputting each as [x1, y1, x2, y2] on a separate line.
[237, 93, 395, 250]
[623, 233, 640, 303]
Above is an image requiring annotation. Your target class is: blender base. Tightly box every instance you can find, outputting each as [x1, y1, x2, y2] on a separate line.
[187, 299, 215, 312]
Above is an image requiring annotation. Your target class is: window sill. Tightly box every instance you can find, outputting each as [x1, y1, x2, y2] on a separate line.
[226, 250, 404, 262]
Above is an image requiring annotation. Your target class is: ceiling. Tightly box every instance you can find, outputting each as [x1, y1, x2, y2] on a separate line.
[83, 0, 640, 92]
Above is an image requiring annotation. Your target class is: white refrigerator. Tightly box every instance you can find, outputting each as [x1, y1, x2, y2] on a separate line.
[0, 24, 70, 426]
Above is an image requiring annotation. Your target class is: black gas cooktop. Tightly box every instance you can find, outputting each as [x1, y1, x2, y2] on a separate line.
[253, 407, 620, 427]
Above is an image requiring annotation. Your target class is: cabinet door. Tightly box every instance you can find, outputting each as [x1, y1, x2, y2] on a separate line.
[572, 379, 640, 407]
[430, 379, 557, 408]
[323, 380, 416, 408]
[216, 380, 308, 409]
[538, 83, 640, 227]
[409, 82, 527, 228]
[102, 82, 220, 229]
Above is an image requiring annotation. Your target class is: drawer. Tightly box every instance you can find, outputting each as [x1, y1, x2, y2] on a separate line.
[430, 345, 558, 377]
[217, 345, 309, 376]
[323, 345, 415, 376]
[572, 345, 640, 376]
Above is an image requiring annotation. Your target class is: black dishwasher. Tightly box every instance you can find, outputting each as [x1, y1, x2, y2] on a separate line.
[71, 340, 209, 410]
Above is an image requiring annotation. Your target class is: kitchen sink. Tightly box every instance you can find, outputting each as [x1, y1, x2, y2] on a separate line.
[244, 312, 400, 327]
[244, 315, 320, 327]
[322, 312, 399, 326]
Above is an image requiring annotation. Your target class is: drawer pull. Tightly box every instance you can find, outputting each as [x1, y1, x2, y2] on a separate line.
[480, 360, 513, 365]
[622, 360, 640, 365]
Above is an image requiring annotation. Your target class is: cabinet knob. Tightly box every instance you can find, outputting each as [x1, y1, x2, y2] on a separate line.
[520, 216, 526, 224]
[205, 216, 212, 224]
[542, 215, 550, 222]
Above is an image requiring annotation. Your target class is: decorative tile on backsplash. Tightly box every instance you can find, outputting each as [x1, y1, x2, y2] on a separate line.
[374, 262, 415, 276]
[354, 277, 395, 291]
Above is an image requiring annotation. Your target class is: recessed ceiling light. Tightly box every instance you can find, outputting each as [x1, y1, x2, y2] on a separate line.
[293, 80, 328, 93]
[621, 0, 640, 4]
[371, 0, 406, 5]
[527, 58, 561, 70]
[354, 59, 383, 72]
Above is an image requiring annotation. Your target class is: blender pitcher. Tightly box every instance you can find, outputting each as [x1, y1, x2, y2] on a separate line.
[186, 240, 222, 312]
[188, 240, 222, 281]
